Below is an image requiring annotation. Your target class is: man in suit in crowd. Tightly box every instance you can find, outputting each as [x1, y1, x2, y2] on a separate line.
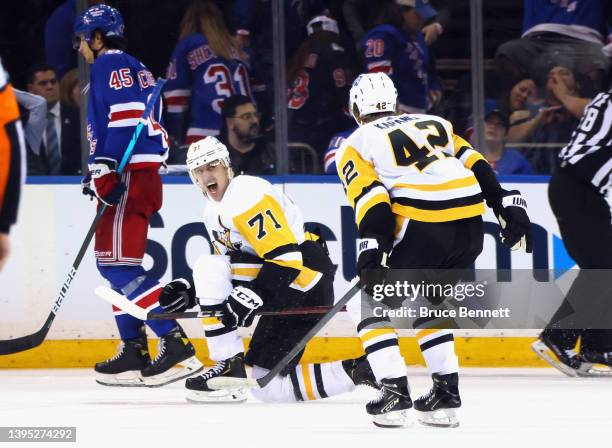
[25, 63, 81, 175]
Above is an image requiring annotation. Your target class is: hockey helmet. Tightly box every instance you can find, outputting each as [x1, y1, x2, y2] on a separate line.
[73, 5, 124, 50]
[349, 73, 398, 123]
[186, 137, 232, 186]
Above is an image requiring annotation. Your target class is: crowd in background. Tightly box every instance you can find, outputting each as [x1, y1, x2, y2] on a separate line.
[1, 0, 611, 176]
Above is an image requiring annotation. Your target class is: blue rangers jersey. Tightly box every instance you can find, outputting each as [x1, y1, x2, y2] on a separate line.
[87, 50, 168, 170]
[522, 0, 612, 44]
[323, 128, 355, 174]
[362, 24, 440, 114]
[164, 33, 253, 144]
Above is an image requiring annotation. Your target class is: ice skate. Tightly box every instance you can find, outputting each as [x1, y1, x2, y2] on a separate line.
[577, 351, 612, 377]
[94, 330, 150, 387]
[185, 353, 248, 403]
[342, 355, 380, 389]
[140, 326, 203, 387]
[532, 331, 582, 377]
[366, 376, 412, 428]
[414, 373, 461, 428]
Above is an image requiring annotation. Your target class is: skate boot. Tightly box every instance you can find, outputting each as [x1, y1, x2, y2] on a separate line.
[366, 376, 412, 428]
[414, 372, 461, 428]
[532, 329, 582, 377]
[140, 326, 203, 387]
[95, 328, 150, 387]
[577, 351, 612, 377]
[342, 355, 380, 389]
[185, 353, 248, 403]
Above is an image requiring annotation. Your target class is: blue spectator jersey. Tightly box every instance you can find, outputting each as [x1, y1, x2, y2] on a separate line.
[323, 128, 355, 174]
[164, 33, 253, 144]
[86, 50, 168, 170]
[489, 149, 535, 175]
[522, 0, 612, 43]
[362, 24, 440, 113]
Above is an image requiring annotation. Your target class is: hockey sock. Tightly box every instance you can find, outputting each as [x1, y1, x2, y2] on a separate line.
[99, 264, 175, 339]
[202, 317, 244, 361]
[416, 329, 459, 375]
[357, 317, 406, 382]
[250, 362, 355, 403]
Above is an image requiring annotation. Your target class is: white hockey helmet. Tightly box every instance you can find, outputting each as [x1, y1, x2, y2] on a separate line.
[349, 73, 398, 123]
[186, 136, 232, 186]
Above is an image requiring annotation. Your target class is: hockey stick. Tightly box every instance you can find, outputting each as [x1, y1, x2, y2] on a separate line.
[94, 285, 344, 320]
[0, 79, 167, 355]
[208, 281, 362, 391]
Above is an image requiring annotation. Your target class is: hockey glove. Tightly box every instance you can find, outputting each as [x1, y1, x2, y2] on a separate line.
[90, 158, 127, 206]
[357, 236, 391, 295]
[159, 278, 196, 313]
[492, 190, 533, 253]
[81, 173, 95, 201]
[221, 286, 263, 329]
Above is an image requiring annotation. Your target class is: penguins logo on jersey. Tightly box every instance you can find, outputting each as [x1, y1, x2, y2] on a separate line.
[212, 218, 242, 252]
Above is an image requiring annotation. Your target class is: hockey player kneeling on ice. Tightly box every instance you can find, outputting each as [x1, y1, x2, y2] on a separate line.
[159, 137, 379, 404]
[74, 5, 202, 387]
[336, 73, 533, 428]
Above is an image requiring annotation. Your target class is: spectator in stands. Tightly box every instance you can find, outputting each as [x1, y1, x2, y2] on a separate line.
[495, 0, 611, 92]
[219, 95, 275, 175]
[507, 63, 592, 174]
[362, 0, 442, 114]
[164, 0, 253, 145]
[323, 127, 356, 174]
[469, 102, 534, 175]
[344, 0, 450, 47]
[45, 0, 103, 79]
[59, 68, 80, 109]
[287, 14, 355, 156]
[25, 63, 81, 175]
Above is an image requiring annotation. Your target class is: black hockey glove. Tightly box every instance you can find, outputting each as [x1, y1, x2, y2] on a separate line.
[356, 235, 392, 295]
[159, 278, 196, 313]
[81, 173, 95, 201]
[491, 190, 533, 253]
[221, 286, 263, 329]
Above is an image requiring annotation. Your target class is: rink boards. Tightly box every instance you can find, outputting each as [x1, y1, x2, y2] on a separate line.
[0, 175, 568, 368]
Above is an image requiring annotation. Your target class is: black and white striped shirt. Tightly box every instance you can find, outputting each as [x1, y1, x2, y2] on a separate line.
[559, 90, 612, 196]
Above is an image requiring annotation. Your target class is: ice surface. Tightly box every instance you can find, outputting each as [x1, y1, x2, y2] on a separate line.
[0, 367, 610, 448]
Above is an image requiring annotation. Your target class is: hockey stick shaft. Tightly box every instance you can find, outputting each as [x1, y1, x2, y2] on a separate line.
[0, 79, 166, 355]
[94, 285, 344, 320]
[255, 281, 361, 388]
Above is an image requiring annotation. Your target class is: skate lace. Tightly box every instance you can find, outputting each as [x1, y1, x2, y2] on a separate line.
[106, 342, 126, 363]
[417, 387, 435, 404]
[367, 387, 385, 405]
[201, 360, 227, 380]
[152, 338, 167, 363]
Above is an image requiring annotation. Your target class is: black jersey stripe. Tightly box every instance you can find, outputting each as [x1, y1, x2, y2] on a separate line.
[391, 193, 483, 210]
[263, 243, 301, 261]
[290, 370, 304, 402]
[354, 180, 386, 206]
[419, 333, 454, 351]
[364, 338, 399, 355]
[313, 364, 328, 399]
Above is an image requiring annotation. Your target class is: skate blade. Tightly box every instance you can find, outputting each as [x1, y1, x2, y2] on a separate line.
[416, 408, 459, 428]
[95, 371, 146, 387]
[576, 363, 612, 377]
[142, 356, 204, 388]
[208, 376, 260, 390]
[531, 340, 578, 377]
[372, 410, 413, 428]
[186, 389, 247, 404]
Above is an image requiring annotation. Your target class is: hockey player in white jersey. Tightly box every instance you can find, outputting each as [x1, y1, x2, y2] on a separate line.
[158, 136, 378, 404]
[336, 73, 533, 427]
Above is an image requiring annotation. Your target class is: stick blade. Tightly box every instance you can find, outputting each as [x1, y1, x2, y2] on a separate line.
[0, 332, 44, 355]
[94, 286, 148, 321]
[207, 377, 261, 390]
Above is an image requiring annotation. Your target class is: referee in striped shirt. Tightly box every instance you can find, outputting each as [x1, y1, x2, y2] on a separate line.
[535, 88, 612, 374]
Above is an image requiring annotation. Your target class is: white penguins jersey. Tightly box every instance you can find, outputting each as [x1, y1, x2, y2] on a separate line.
[335, 113, 486, 236]
[203, 175, 321, 292]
